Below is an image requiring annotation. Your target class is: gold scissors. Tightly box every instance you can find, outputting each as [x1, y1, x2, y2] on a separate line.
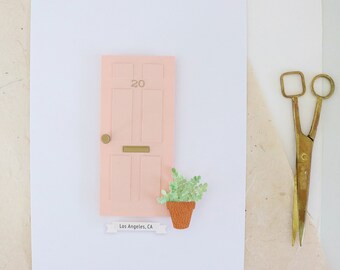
[280, 71, 335, 246]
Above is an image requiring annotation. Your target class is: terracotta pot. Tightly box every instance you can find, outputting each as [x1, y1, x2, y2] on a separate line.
[166, 201, 196, 229]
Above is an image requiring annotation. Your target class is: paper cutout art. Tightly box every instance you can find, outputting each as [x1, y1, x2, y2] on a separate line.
[106, 222, 167, 234]
[100, 56, 175, 217]
[158, 168, 208, 229]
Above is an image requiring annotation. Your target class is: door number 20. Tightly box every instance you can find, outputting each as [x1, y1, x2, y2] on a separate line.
[131, 80, 145, 88]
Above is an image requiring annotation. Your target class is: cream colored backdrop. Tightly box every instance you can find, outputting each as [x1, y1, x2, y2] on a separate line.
[0, 0, 31, 269]
[0, 0, 333, 269]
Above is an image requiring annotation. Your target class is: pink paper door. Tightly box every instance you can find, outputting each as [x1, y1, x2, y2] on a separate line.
[100, 56, 175, 216]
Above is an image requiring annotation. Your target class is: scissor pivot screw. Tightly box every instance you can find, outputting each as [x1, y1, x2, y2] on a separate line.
[301, 153, 308, 161]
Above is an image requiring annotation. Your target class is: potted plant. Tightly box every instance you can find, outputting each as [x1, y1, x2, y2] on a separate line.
[157, 168, 208, 229]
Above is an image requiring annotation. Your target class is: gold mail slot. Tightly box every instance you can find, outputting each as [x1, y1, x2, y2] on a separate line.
[122, 146, 150, 153]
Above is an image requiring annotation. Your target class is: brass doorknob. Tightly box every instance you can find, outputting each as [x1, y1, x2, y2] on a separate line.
[101, 134, 111, 144]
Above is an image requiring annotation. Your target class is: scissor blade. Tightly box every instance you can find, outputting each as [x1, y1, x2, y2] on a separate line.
[299, 219, 305, 246]
[296, 134, 312, 247]
[292, 175, 299, 246]
[298, 201, 307, 246]
[297, 185, 309, 246]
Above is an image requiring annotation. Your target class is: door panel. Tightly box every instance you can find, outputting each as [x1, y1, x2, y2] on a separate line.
[140, 156, 161, 202]
[142, 90, 163, 143]
[113, 63, 134, 78]
[110, 156, 131, 201]
[100, 55, 175, 216]
[143, 63, 163, 78]
[112, 89, 133, 141]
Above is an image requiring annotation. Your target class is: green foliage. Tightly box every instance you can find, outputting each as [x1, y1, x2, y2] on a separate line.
[157, 168, 208, 204]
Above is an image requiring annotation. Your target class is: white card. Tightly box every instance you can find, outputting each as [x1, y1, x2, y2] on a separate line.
[31, 1, 247, 269]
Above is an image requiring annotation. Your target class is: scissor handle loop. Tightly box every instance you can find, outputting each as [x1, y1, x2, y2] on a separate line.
[280, 71, 306, 98]
[311, 74, 335, 100]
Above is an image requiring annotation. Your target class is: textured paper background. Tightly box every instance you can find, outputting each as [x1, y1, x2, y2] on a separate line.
[248, 0, 324, 228]
[0, 0, 31, 269]
[245, 67, 329, 270]
[0, 0, 332, 269]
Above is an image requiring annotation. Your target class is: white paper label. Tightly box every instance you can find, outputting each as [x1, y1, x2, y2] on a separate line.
[106, 222, 167, 234]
